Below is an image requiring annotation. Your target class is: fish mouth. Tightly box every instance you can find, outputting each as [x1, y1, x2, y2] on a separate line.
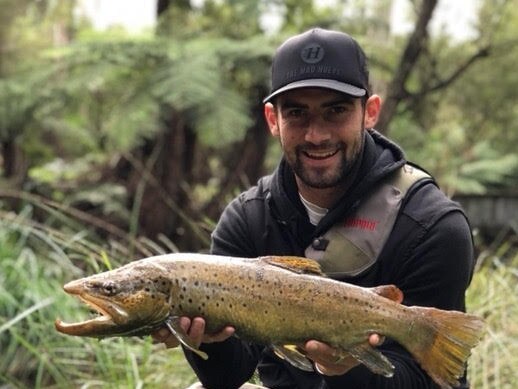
[55, 282, 129, 337]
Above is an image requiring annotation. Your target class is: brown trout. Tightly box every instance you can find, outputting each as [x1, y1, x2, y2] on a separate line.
[55, 254, 484, 388]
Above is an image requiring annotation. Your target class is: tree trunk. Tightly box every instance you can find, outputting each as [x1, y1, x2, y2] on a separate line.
[1, 138, 27, 187]
[202, 96, 269, 220]
[377, 0, 438, 133]
[135, 108, 198, 248]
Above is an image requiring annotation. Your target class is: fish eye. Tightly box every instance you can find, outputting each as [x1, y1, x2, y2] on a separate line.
[102, 281, 118, 295]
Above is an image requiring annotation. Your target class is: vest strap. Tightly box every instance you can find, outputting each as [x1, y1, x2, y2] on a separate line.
[305, 164, 431, 278]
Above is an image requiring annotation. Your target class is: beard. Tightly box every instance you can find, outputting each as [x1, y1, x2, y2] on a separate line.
[284, 134, 364, 189]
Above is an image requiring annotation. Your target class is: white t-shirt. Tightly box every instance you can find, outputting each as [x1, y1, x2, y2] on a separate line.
[299, 194, 328, 226]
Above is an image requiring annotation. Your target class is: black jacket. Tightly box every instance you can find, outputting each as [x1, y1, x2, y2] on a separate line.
[185, 130, 475, 389]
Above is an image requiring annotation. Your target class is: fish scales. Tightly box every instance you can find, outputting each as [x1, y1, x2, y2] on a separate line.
[55, 253, 485, 389]
[170, 257, 403, 345]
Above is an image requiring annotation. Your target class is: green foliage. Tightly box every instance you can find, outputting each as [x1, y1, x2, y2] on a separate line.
[391, 107, 518, 196]
[0, 208, 198, 388]
[37, 35, 274, 154]
[467, 242, 518, 388]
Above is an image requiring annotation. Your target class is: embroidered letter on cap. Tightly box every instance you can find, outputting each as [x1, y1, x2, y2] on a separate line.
[300, 44, 324, 64]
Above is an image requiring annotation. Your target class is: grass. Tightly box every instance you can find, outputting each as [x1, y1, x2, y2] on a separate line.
[0, 208, 198, 388]
[466, 240, 518, 389]
[0, 206, 517, 388]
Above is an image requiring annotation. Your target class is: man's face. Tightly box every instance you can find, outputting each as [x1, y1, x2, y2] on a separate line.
[265, 88, 371, 189]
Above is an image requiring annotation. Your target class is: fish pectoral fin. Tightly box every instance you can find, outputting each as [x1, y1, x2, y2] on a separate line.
[261, 256, 324, 276]
[369, 285, 404, 304]
[165, 317, 208, 360]
[272, 344, 314, 372]
[347, 343, 394, 377]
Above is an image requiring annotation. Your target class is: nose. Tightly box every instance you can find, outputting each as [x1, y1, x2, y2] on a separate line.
[304, 119, 331, 144]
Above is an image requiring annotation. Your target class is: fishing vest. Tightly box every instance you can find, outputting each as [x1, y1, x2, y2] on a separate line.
[305, 164, 431, 278]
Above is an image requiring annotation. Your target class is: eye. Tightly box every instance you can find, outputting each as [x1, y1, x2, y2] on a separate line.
[102, 281, 118, 296]
[327, 105, 347, 115]
[288, 109, 301, 116]
[323, 105, 350, 123]
[283, 108, 307, 119]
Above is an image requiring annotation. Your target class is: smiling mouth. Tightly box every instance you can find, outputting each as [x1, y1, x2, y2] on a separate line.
[303, 149, 340, 160]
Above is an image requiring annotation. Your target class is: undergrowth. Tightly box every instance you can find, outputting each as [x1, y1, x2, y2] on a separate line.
[0, 206, 517, 388]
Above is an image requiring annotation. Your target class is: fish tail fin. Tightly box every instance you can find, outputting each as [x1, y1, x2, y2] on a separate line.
[405, 307, 485, 389]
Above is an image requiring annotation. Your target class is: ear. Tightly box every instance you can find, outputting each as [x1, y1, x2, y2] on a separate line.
[264, 102, 280, 136]
[363, 94, 382, 128]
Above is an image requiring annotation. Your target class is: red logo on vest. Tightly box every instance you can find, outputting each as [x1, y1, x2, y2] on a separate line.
[344, 218, 379, 231]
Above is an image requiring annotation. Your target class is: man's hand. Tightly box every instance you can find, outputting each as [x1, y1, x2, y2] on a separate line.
[304, 333, 384, 376]
[151, 317, 235, 349]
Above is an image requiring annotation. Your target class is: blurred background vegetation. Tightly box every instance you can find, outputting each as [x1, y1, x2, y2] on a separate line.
[0, 0, 517, 387]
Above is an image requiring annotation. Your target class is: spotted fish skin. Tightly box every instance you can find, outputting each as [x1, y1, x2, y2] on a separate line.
[55, 253, 485, 389]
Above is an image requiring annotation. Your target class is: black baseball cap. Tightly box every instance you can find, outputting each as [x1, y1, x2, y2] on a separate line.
[263, 28, 369, 103]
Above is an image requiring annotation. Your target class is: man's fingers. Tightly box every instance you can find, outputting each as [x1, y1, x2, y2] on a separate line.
[151, 317, 235, 349]
[203, 326, 235, 344]
[187, 317, 206, 347]
[369, 333, 385, 346]
[305, 340, 342, 365]
[304, 334, 384, 377]
[152, 317, 192, 348]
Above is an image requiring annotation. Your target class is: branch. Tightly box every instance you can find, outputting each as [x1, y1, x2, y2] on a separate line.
[414, 45, 491, 96]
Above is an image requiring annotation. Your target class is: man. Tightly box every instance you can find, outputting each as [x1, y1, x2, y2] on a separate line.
[153, 28, 475, 388]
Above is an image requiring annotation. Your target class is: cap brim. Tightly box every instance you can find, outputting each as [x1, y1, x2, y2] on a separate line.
[263, 79, 366, 103]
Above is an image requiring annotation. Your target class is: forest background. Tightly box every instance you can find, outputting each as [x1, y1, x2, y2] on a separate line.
[0, 0, 517, 388]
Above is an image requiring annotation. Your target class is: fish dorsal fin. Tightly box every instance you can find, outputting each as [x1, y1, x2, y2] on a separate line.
[272, 345, 314, 372]
[369, 285, 404, 303]
[261, 256, 324, 276]
[165, 317, 208, 360]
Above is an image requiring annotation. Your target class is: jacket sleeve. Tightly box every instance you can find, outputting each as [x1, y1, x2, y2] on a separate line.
[323, 210, 475, 389]
[183, 195, 264, 389]
[211, 195, 258, 257]
[184, 339, 264, 389]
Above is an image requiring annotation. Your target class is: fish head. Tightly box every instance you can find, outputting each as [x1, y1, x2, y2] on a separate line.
[55, 261, 172, 338]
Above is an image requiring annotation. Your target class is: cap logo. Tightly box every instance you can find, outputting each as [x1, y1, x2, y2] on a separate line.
[300, 43, 324, 64]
